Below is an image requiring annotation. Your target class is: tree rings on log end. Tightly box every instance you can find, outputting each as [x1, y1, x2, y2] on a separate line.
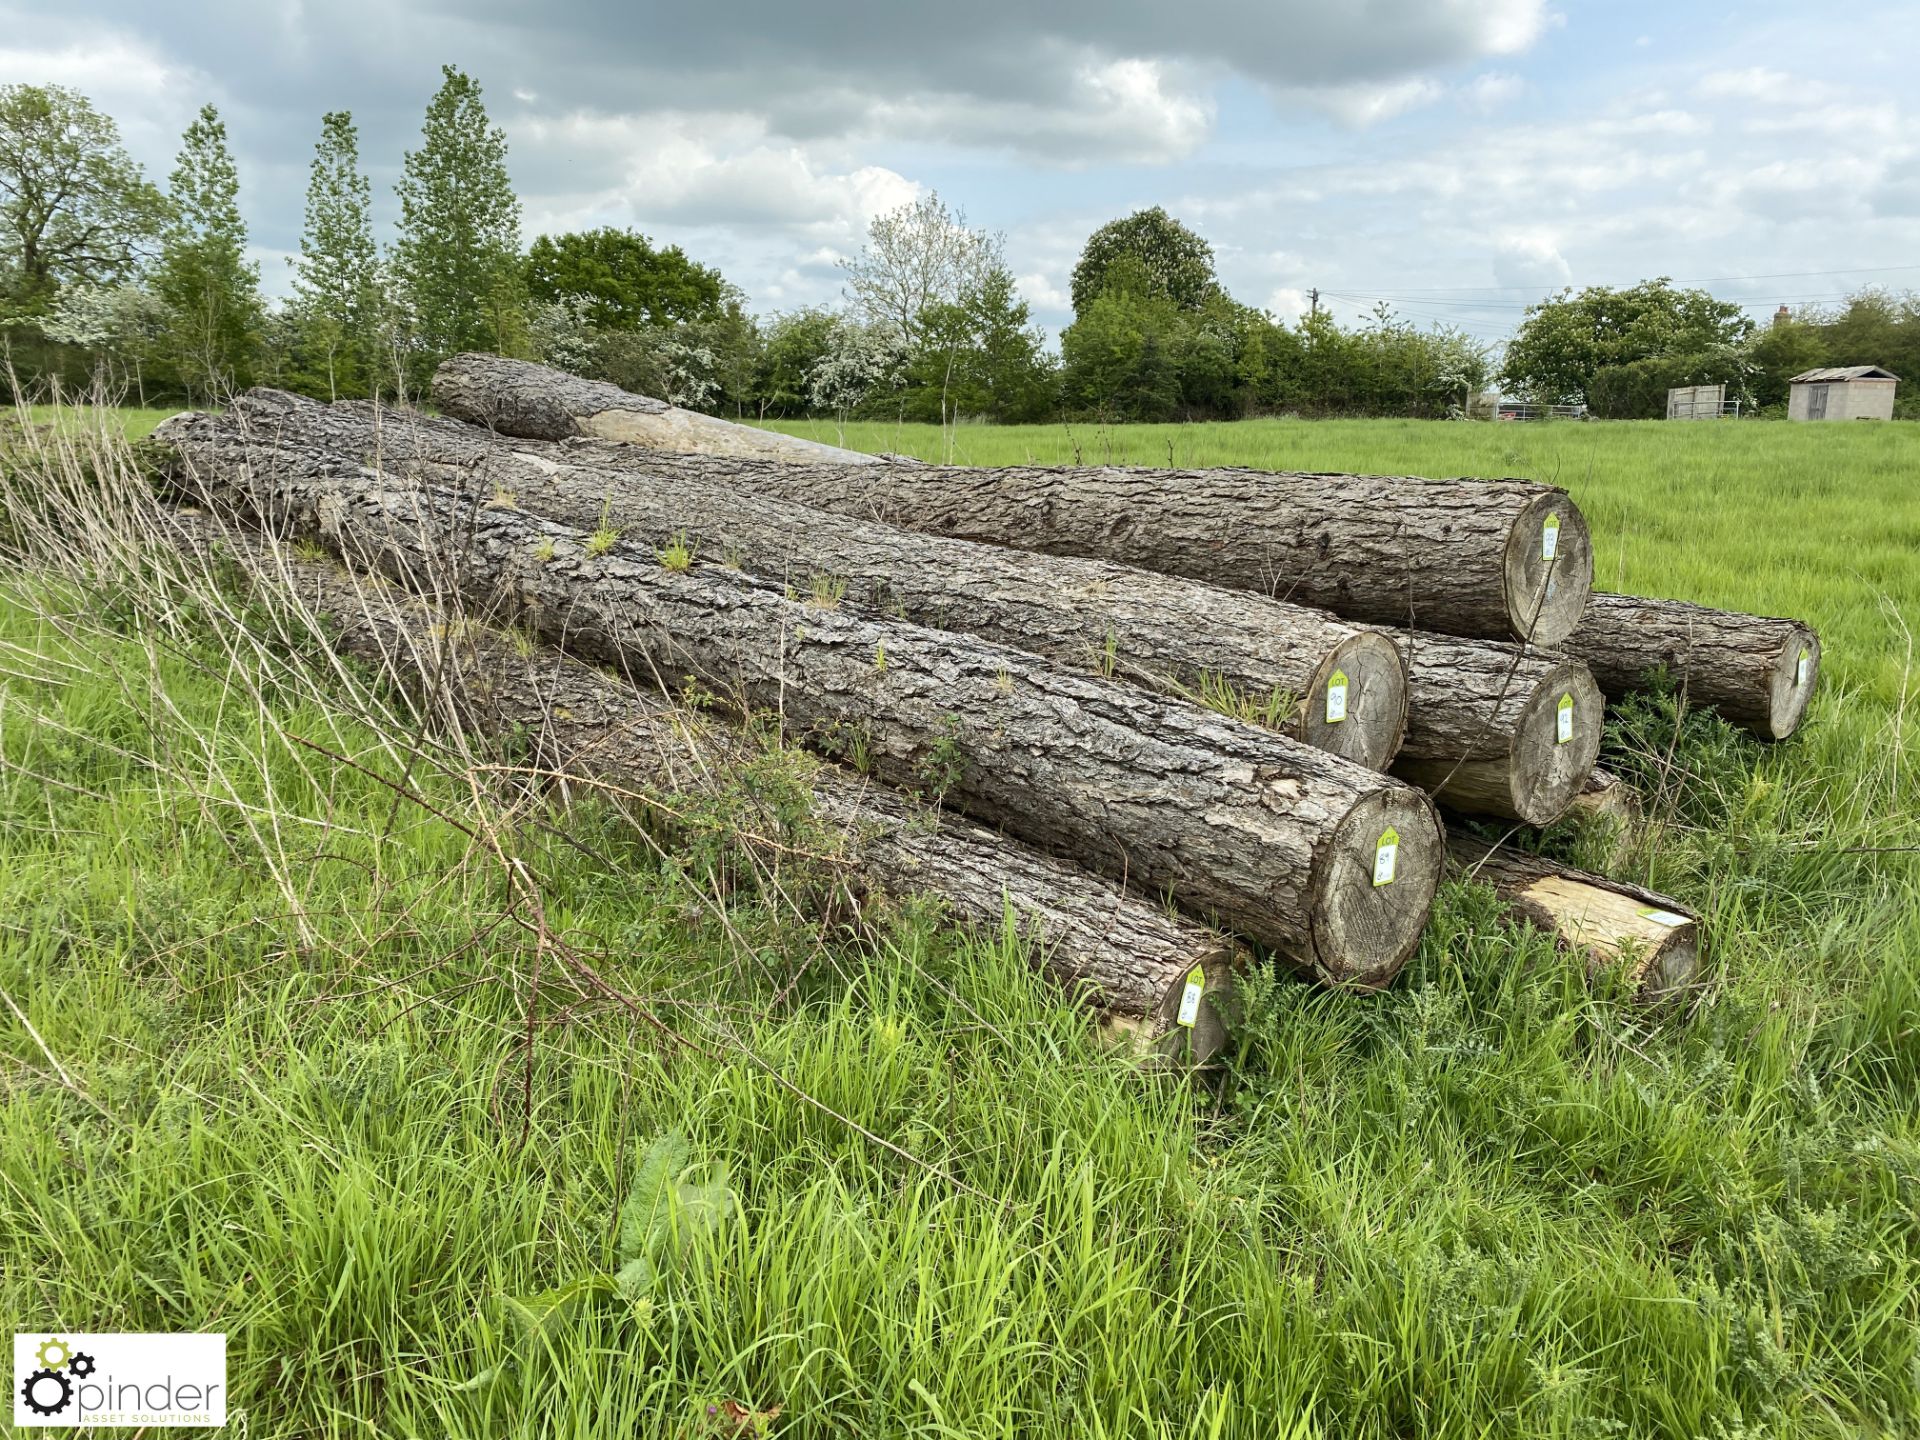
[1501, 663, 1605, 825]
[1307, 788, 1443, 989]
[1104, 946, 1243, 1068]
[1503, 493, 1594, 646]
[1299, 630, 1409, 772]
[1765, 626, 1821, 740]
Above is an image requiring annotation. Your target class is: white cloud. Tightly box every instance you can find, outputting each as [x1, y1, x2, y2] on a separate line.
[1017, 271, 1071, 314]
[1462, 71, 1526, 113]
[1492, 232, 1571, 290]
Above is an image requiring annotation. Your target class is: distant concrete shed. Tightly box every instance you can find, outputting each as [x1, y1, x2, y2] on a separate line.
[1788, 366, 1898, 421]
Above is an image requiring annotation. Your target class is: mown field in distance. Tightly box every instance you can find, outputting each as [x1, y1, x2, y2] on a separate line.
[2, 408, 1917, 1437]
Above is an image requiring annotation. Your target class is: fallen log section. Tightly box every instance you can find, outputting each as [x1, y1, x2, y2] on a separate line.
[1447, 834, 1702, 999]
[1565, 768, 1640, 830]
[429, 355, 1595, 646]
[166, 511, 1244, 1061]
[1558, 592, 1821, 740]
[214, 390, 1407, 770]
[158, 416, 1445, 988]
[433, 350, 878, 464]
[1390, 633, 1604, 825]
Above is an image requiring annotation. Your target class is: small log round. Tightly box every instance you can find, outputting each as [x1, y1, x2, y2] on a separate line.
[1389, 633, 1605, 825]
[1447, 834, 1702, 999]
[1558, 592, 1821, 740]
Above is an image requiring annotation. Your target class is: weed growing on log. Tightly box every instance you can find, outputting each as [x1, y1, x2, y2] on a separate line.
[532, 536, 556, 564]
[656, 531, 694, 571]
[485, 486, 518, 510]
[585, 525, 620, 557]
[1172, 667, 1298, 731]
[808, 573, 847, 610]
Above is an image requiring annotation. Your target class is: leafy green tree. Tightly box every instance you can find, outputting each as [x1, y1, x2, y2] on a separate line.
[1501, 278, 1752, 404]
[525, 228, 727, 330]
[1069, 207, 1218, 317]
[392, 65, 524, 379]
[755, 308, 838, 417]
[1587, 349, 1754, 419]
[38, 280, 168, 401]
[904, 265, 1053, 426]
[154, 104, 261, 401]
[1060, 260, 1182, 420]
[0, 84, 167, 312]
[291, 111, 382, 399]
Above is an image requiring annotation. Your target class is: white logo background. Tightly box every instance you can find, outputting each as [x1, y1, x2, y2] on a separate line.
[13, 1333, 226, 1428]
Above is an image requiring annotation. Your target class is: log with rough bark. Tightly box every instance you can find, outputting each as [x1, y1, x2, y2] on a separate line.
[1447, 833, 1702, 999]
[157, 416, 1445, 988]
[1389, 632, 1605, 825]
[1557, 592, 1821, 741]
[428, 356, 1594, 645]
[209, 389, 1408, 770]
[432, 352, 879, 464]
[163, 510, 1242, 1061]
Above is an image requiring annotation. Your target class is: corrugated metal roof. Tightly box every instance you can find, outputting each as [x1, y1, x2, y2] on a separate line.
[1789, 366, 1900, 383]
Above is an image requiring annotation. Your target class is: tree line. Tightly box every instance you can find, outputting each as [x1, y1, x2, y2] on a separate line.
[1502, 278, 1919, 418]
[3, 73, 1909, 422]
[1, 75, 1496, 422]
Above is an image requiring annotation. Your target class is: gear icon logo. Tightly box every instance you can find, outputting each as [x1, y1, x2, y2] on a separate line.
[67, 1352, 97, 1379]
[19, 1367, 74, 1417]
[33, 1337, 71, 1371]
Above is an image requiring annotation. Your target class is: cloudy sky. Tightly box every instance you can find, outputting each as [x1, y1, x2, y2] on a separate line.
[4, 0, 1917, 348]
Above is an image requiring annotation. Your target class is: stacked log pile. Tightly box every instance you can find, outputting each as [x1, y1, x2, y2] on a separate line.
[145, 354, 1828, 1045]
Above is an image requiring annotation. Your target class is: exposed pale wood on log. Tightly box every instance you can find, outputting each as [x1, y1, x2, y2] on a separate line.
[1558, 592, 1821, 740]
[164, 509, 1243, 1061]
[1447, 833, 1702, 999]
[1389, 632, 1604, 825]
[157, 415, 1445, 987]
[209, 389, 1408, 770]
[431, 352, 878, 464]
[428, 354, 1594, 644]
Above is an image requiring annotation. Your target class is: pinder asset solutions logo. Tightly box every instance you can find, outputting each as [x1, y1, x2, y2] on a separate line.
[14, 1332, 227, 1428]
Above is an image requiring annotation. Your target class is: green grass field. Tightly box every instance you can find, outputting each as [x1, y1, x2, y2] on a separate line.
[2, 413, 1918, 1437]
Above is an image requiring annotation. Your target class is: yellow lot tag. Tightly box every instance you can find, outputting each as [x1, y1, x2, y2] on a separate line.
[1542, 513, 1561, 561]
[1176, 966, 1205, 1027]
[1372, 827, 1399, 887]
[1796, 647, 1811, 687]
[1556, 692, 1574, 745]
[1325, 670, 1349, 724]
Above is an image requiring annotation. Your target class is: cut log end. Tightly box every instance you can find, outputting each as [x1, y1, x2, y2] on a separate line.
[1518, 873, 1702, 1000]
[1391, 661, 1604, 826]
[1504, 493, 1594, 646]
[1765, 625, 1821, 740]
[1504, 663, 1606, 825]
[1102, 946, 1242, 1066]
[1299, 630, 1409, 771]
[1309, 788, 1444, 989]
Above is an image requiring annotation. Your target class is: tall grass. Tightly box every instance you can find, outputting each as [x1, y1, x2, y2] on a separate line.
[1, 404, 1917, 1436]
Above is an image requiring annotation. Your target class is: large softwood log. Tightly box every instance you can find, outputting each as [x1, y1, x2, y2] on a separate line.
[166, 512, 1242, 1060]
[158, 418, 1444, 987]
[428, 357, 1593, 645]
[1557, 592, 1821, 741]
[212, 390, 1407, 770]
[1447, 833, 1702, 999]
[1390, 633, 1604, 825]
[432, 352, 878, 465]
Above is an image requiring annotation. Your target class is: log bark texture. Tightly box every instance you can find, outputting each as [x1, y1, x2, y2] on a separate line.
[1389, 632, 1604, 825]
[212, 390, 1407, 769]
[432, 352, 879, 464]
[164, 510, 1240, 1059]
[1557, 592, 1821, 741]
[429, 356, 1594, 644]
[1447, 833, 1702, 998]
[1565, 768, 1639, 829]
[158, 415, 1444, 987]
